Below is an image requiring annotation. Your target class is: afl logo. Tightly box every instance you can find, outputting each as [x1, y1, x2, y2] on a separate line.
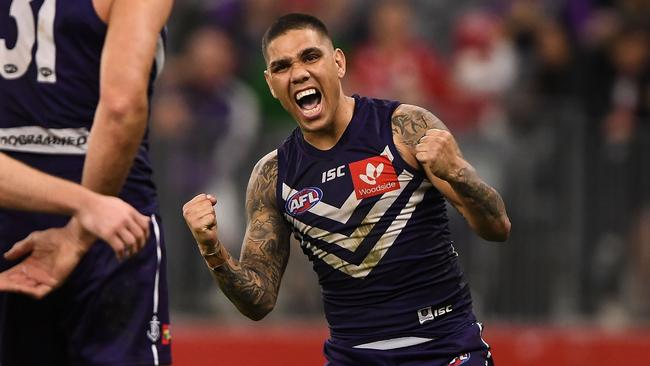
[286, 187, 323, 216]
[449, 353, 470, 365]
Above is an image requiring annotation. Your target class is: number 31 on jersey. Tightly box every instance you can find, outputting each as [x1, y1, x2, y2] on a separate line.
[1, 0, 57, 83]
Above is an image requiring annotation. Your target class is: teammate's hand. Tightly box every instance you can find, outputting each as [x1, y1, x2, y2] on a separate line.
[415, 129, 468, 182]
[0, 259, 56, 299]
[0, 226, 88, 299]
[75, 194, 150, 260]
[182, 193, 220, 252]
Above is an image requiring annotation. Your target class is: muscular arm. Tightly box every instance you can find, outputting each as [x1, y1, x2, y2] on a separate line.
[82, 0, 171, 196]
[0, 152, 95, 214]
[183, 152, 291, 320]
[392, 104, 511, 241]
[59, 0, 172, 247]
[0, 152, 149, 255]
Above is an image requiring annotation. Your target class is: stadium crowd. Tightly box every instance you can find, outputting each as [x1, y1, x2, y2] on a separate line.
[150, 0, 649, 327]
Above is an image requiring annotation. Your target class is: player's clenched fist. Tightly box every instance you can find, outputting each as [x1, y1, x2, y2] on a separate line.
[415, 129, 468, 181]
[182, 194, 219, 251]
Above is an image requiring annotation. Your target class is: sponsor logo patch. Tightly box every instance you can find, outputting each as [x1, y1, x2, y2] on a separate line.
[449, 353, 470, 365]
[162, 324, 171, 345]
[349, 155, 400, 199]
[286, 187, 323, 216]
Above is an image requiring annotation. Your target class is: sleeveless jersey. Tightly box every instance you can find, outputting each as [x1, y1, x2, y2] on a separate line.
[0, 0, 165, 212]
[277, 95, 476, 346]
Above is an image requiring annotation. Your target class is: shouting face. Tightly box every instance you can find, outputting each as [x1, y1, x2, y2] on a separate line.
[264, 28, 348, 136]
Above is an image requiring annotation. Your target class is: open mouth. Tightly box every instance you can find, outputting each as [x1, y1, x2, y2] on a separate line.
[295, 88, 322, 118]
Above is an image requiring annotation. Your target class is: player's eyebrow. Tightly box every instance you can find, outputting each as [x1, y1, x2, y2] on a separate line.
[269, 57, 292, 72]
[299, 47, 322, 58]
[269, 47, 324, 72]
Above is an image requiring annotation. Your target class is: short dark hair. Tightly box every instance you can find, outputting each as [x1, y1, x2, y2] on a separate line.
[262, 13, 331, 61]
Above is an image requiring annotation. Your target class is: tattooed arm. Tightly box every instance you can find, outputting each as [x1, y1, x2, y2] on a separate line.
[183, 151, 290, 320]
[392, 104, 511, 242]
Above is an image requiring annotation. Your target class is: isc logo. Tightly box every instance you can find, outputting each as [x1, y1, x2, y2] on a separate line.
[417, 304, 453, 325]
[286, 187, 323, 216]
[321, 165, 346, 183]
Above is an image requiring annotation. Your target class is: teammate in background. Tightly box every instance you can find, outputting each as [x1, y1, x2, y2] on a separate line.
[0, 152, 151, 298]
[0, 0, 173, 365]
[184, 13, 510, 366]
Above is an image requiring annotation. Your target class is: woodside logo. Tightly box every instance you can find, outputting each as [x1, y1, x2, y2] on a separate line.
[349, 155, 400, 199]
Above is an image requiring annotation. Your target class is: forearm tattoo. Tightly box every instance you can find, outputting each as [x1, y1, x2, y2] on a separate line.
[391, 104, 506, 232]
[391, 104, 448, 147]
[448, 167, 506, 221]
[211, 153, 290, 319]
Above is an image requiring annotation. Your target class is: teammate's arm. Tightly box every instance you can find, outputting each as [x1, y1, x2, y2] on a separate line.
[0, 0, 173, 298]
[66, 0, 172, 253]
[0, 152, 150, 247]
[83, 0, 171, 196]
[0, 153, 151, 299]
[391, 104, 511, 241]
[183, 151, 291, 320]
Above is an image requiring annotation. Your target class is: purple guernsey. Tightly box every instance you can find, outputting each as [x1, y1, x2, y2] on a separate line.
[276, 95, 476, 347]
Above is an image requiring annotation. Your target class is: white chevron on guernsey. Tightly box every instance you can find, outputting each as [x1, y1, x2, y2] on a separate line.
[301, 180, 429, 279]
[284, 169, 419, 252]
[282, 146, 396, 224]
[283, 183, 359, 224]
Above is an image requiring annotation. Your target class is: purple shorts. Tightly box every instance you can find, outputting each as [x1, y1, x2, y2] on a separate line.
[324, 323, 493, 366]
[0, 211, 171, 366]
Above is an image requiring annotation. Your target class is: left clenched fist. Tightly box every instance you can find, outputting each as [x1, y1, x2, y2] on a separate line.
[415, 129, 467, 181]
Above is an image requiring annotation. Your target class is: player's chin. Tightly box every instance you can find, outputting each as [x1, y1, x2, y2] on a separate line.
[297, 115, 330, 133]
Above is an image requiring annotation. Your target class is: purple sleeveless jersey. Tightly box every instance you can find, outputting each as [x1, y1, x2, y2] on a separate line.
[0, 1, 170, 365]
[276, 95, 480, 350]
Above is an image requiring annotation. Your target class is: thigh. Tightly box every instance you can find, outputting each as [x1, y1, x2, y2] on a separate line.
[65, 214, 172, 366]
[0, 292, 69, 366]
[0, 213, 172, 366]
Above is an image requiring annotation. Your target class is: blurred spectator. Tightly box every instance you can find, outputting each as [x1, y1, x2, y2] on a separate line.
[346, 0, 453, 117]
[152, 26, 261, 314]
[450, 10, 518, 134]
[581, 24, 649, 321]
[492, 18, 586, 320]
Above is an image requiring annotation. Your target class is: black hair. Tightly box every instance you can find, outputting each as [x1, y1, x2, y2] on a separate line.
[262, 13, 331, 61]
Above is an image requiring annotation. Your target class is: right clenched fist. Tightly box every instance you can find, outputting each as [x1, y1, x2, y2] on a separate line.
[182, 193, 219, 253]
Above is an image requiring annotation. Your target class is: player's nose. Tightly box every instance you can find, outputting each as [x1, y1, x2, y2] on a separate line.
[290, 65, 310, 84]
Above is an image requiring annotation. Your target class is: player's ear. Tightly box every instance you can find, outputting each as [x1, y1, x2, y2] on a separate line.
[334, 48, 346, 79]
[264, 70, 277, 99]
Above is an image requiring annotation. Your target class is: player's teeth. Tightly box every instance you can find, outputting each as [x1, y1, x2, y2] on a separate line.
[296, 88, 316, 101]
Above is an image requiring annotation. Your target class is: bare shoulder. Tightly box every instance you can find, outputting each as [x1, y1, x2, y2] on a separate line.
[391, 104, 449, 148]
[251, 150, 278, 179]
[247, 150, 279, 213]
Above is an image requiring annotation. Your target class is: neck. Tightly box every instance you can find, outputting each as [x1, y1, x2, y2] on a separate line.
[302, 95, 355, 150]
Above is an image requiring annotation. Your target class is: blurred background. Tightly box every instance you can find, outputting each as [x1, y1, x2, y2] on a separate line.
[149, 0, 649, 364]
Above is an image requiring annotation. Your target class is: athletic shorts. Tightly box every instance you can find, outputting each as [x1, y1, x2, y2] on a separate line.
[0, 210, 171, 366]
[324, 322, 493, 366]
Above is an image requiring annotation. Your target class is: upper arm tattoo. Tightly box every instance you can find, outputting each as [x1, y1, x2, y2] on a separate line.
[242, 153, 290, 286]
[391, 104, 448, 148]
[211, 152, 290, 319]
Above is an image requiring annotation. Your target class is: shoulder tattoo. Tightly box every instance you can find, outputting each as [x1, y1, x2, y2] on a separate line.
[391, 104, 448, 147]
